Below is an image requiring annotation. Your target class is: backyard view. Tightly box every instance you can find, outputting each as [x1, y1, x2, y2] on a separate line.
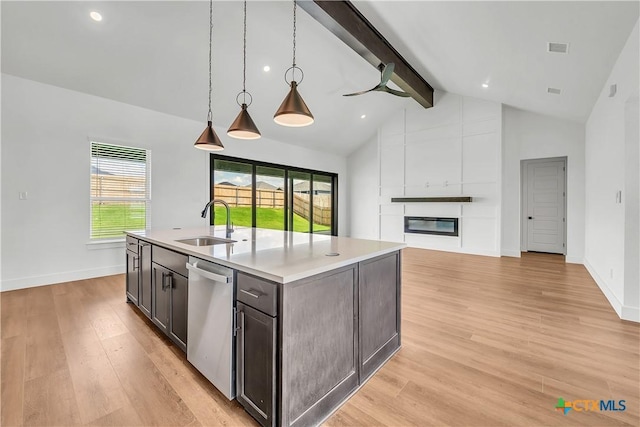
[90, 154, 334, 239]
[212, 206, 329, 233]
[91, 202, 146, 238]
[212, 158, 334, 234]
[211, 181, 332, 233]
[91, 142, 149, 239]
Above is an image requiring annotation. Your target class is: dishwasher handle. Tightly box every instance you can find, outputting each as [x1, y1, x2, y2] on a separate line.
[186, 261, 231, 283]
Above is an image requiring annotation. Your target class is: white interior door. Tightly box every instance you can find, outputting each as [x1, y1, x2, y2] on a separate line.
[525, 160, 565, 254]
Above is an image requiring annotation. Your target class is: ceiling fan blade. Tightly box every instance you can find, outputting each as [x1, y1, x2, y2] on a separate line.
[381, 85, 411, 97]
[380, 62, 395, 85]
[343, 86, 378, 97]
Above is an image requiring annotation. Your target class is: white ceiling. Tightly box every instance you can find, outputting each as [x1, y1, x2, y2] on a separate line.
[353, 1, 639, 123]
[2, 1, 638, 156]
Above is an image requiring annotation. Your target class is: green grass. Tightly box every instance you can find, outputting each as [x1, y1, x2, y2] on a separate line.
[91, 204, 330, 239]
[213, 206, 330, 233]
[91, 202, 145, 239]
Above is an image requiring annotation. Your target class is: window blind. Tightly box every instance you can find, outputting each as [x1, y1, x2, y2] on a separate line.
[90, 141, 150, 239]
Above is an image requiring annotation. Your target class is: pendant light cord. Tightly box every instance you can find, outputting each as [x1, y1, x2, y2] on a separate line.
[292, 0, 297, 81]
[242, 0, 247, 103]
[208, 0, 213, 121]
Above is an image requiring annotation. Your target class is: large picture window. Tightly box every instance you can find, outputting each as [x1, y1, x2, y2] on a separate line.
[210, 155, 337, 235]
[90, 141, 150, 239]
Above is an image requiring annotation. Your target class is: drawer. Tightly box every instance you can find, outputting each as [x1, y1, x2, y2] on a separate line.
[237, 272, 277, 316]
[152, 245, 188, 277]
[126, 236, 139, 254]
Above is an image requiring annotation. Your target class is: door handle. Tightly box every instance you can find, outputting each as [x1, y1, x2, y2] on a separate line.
[528, 216, 533, 220]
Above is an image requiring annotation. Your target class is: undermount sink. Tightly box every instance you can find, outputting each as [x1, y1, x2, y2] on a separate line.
[176, 236, 236, 246]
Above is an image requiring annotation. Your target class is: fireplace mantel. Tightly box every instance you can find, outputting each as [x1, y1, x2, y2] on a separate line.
[391, 197, 472, 203]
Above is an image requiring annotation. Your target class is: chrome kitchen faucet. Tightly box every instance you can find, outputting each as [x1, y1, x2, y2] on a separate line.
[201, 199, 234, 238]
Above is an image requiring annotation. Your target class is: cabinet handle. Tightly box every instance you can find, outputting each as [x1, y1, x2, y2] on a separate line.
[133, 256, 139, 271]
[240, 288, 261, 299]
[162, 272, 173, 290]
[127, 242, 137, 246]
[233, 307, 241, 336]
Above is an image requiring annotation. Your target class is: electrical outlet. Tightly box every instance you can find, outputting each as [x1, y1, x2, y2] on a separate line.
[19, 191, 28, 200]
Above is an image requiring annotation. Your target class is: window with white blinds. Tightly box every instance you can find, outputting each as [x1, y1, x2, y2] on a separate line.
[90, 141, 150, 240]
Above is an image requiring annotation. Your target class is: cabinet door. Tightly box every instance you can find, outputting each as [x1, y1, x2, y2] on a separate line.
[139, 243, 152, 318]
[359, 252, 401, 381]
[236, 303, 276, 427]
[126, 250, 139, 305]
[151, 263, 170, 334]
[169, 273, 188, 352]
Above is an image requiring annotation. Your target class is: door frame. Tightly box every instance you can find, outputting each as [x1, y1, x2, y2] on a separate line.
[520, 156, 567, 255]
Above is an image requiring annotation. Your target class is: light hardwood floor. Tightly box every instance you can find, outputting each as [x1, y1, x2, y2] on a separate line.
[1, 248, 638, 426]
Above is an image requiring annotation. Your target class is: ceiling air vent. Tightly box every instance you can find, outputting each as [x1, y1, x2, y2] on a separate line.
[547, 87, 561, 95]
[547, 42, 569, 54]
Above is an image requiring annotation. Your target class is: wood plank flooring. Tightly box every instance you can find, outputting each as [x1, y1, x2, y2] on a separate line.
[1, 249, 638, 426]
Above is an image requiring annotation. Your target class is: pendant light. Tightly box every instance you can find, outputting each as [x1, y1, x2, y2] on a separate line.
[228, 1, 261, 139]
[194, 0, 224, 151]
[273, 0, 314, 127]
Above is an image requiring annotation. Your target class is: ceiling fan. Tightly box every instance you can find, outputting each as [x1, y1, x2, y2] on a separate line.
[343, 62, 410, 98]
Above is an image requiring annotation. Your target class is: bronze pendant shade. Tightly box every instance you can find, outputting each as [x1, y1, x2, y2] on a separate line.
[228, 1, 261, 140]
[228, 104, 261, 139]
[194, 0, 225, 151]
[194, 121, 224, 151]
[273, 81, 314, 127]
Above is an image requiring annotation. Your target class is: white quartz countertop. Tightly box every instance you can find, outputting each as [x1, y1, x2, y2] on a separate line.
[127, 226, 405, 283]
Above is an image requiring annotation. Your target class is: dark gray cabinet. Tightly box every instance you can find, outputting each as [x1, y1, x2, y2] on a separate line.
[280, 267, 358, 427]
[236, 302, 276, 427]
[151, 247, 188, 353]
[236, 252, 401, 427]
[125, 236, 139, 305]
[169, 272, 188, 351]
[358, 252, 401, 381]
[151, 262, 171, 334]
[139, 242, 152, 318]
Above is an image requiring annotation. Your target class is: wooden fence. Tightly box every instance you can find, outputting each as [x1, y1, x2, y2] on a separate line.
[213, 184, 331, 226]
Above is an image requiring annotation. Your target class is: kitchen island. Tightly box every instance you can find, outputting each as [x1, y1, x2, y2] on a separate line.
[125, 226, 404, 427]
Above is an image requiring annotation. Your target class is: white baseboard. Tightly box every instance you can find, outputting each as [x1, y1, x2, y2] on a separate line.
[621, 305, 640, 322]
[565, 255, 584, 264]
[501, 249, 521, 258]
[584, 258, 624, 318]
[1, 264, 125, 292]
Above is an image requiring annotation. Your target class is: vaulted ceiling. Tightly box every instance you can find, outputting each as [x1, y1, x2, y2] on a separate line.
[2, 1, 638, 155]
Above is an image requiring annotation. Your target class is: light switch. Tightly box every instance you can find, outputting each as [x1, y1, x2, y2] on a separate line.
[19, 191, 28, 200]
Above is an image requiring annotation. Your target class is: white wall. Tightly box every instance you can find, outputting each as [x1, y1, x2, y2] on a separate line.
[347, 134, 378, 240]
[584, 20, 639, 322]
[349, 91, 503, 257]
[501, 107, 585, 261]
[1, 74, 347, 291]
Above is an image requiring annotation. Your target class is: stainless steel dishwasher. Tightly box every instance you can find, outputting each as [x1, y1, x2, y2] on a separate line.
[186, 256, 235, 400]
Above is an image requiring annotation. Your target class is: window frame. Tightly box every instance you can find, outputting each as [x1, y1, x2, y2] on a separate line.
[210, 154, 338, 236]
[89, 140, 151, 241]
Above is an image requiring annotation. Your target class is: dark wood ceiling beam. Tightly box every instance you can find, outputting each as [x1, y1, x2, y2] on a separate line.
[298, 0, 434, 109]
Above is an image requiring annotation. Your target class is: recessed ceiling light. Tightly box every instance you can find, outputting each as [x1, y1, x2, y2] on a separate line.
[263, 65, 271, 72]
[360, 114, 366, 119]
[90, 11, 102, 22]
[482, 83, 489, 88]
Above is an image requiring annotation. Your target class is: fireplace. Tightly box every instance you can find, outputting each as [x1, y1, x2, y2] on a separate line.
[404, 217, 459, 236]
